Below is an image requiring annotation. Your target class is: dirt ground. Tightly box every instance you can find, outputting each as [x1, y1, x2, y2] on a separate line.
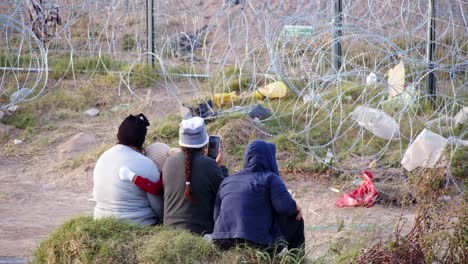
[0, 85, 416, 260]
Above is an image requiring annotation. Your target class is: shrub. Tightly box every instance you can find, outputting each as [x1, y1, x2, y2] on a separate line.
[123, 34, 136, 51]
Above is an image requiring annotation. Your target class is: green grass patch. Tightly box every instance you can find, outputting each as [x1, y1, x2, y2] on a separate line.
[1, 84, 98, 136]
[1, 109, 38, 130]
[122, 33, 136, 51]
[147, 115, 180, 147]
[48, 53, 122, 80]
[207, 115, 258, 171]
[34, 216, 159, 264]
[0, 52, 32, 68]
[450, 147, 468, 180]
[208, 65, 256, 94]
[34, 216, 308, 264]
[122, 63, 161, 88]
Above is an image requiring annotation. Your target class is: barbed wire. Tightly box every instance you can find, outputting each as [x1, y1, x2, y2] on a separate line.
[0, 0, 466, 185]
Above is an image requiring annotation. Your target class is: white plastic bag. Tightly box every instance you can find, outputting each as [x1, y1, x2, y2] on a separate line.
[350, 106, 400, 140]
[425, 115, 456, 128]
[426, 107, 467, 128]
[455, 107, 467, 125]
[366, 72, 377, 86]
[401, 129, 448, 171]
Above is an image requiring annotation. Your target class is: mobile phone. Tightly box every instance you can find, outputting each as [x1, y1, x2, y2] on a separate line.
[208, 136, 221, 159]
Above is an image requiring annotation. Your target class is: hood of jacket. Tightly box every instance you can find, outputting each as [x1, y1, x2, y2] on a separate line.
[243, 140, 278, 175]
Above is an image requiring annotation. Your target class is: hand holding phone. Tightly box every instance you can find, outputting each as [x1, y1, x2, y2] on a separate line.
[215, 144, 224, 166]
[208, 136, 221, 159]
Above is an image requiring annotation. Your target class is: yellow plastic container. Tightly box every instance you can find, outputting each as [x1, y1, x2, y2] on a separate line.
[211, 92, 240, 107]
[255, 81, 288, 99]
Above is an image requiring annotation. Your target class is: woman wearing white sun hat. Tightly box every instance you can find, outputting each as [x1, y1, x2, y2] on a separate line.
[162, 116, 228, 235]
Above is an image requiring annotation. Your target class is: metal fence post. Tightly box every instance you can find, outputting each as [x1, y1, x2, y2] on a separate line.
[426, 0, 436, 105]
[147, 0, 154, 65]
[333, 0, 343, 73]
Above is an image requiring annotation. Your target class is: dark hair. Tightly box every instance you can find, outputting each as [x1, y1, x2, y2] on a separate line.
[181, 146, 205, 203]
[182, 147, 194, 203]
[117, 113, 150, 151]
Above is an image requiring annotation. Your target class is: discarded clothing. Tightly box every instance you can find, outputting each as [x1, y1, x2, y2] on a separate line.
[195, 100, 215, 118]
[25, 0, 62, 42]
[336, 171, 379, 208]
[171, 25, 207, 58]
[248, 104, 271, 119]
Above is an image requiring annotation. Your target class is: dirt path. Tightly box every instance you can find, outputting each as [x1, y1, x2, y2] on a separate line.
[0, 158, 93, 258]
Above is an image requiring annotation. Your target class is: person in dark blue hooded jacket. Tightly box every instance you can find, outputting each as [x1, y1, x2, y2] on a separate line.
[211, 139, 305, 251]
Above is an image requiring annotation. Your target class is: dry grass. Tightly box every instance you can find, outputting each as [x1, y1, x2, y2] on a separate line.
[354, 169, 467, 263]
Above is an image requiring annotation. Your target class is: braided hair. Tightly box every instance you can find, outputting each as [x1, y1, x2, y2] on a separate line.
[182, 147, 194, 203]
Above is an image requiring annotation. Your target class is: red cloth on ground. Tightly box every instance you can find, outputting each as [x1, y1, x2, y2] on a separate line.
[336, 170, 379, 208]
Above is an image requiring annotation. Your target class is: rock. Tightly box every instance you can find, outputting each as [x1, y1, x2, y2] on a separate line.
[85, 108, 100, 117]
[7, 105, 18, 113]
[57, 132, 97, 158]
[14, 139, 23, 145]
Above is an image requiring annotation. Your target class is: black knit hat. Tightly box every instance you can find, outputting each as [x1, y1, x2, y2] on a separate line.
[117, 113, 150, 149]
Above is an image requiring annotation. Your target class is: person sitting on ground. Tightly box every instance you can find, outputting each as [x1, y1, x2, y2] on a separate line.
[93, 113, 163, 226]
[163, 116, 227, 235]
[211, 139, 305, 252]
[119, 143, 180, 195]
